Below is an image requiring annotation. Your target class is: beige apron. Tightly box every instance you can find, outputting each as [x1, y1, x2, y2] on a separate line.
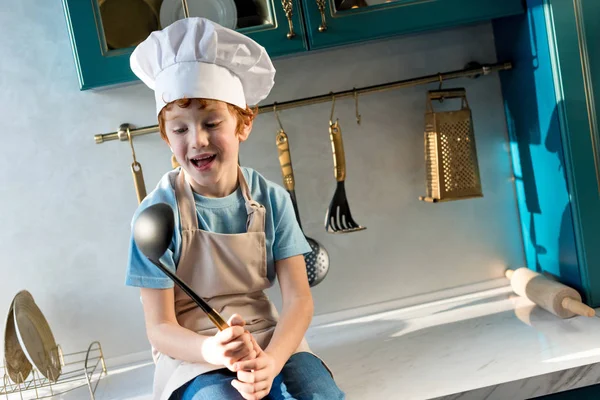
[152, 168, 314, 400]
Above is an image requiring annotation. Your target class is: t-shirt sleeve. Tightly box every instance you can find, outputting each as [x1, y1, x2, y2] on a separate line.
[124, 178, 178, 289]
[125, 234, 176, 289]
[272, 188, 312, 261]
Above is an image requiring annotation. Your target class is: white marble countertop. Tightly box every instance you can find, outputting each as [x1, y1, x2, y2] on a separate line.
[32, 284, 600, 399]
[305, 285, 600, 399]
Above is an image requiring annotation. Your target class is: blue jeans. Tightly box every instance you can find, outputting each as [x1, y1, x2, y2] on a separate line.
[172, 352, 345, 400]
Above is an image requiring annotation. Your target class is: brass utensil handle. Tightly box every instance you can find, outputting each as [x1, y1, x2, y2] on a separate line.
[276, 130, 295, 191]
[131, 161, 147, 204]
[171, 154, 180, 169]
[329, 120, 346, 181]
[281, 0, 296, 39]
[316, 0, 328, 32]
[208, 311, 230, 331]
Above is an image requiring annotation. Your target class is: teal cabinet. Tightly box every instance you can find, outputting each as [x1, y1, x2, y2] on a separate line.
[62, 0, 525, 91]
[300, 0, 525, 50]
[61, 0, 308, 90]
[493, 0, 600, 306]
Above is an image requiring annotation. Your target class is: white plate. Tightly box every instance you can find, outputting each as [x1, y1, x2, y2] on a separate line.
[160, 0, 238, 29]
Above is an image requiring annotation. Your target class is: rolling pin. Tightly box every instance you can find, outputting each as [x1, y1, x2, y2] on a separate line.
[505, 268, 596, 318]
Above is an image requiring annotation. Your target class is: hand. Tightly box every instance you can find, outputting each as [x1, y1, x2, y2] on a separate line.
[201, 314, 257, 371]
[231, 342, 278, 400]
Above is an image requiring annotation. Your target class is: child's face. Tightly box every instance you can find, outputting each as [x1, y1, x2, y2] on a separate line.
[163, 99, 251, 197]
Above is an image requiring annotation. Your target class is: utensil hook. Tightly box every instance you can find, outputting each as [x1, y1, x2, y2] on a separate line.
[438, 73, 445, 103]
[127, 128, 141, 171]
[354, 88, 361, 125]
[274, 102, 285, 132]
[329, 92, 336, 124]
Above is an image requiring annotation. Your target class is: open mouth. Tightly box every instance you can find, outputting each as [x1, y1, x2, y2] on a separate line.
[190, 154, 216, 170]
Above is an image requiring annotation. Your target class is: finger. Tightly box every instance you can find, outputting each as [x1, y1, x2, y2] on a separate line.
[222, 334, 252, 355]
[250, 369, 270, 383]
[226, 346, 255, 364]
[228, 313, 246, 327]
[235, 370, 255, 384]
[238, 349, 257, 362]
[252, 389, 269, 400]
[253, 389, 269, 400]
[237, 369, 269, 384]
[231, 379, 270, 395]
[249, 335, 263, 355]
[231, 378, 254, 395]
[235, 356, 268, 372]
[215, 326, 246, 344]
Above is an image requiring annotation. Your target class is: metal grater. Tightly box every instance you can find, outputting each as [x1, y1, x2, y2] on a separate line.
[419, 89, 483, 203]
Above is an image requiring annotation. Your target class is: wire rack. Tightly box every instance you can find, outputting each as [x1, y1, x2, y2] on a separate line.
[1, 341, 107, 400]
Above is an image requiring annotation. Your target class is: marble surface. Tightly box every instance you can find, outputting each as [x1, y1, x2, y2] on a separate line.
[22, 285, 600, 399]
[305, 286, 600, 399]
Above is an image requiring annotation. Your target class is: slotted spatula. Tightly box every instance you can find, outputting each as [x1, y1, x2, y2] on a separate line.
[325, 112, 366, 234]
[276, 129, 330, 286]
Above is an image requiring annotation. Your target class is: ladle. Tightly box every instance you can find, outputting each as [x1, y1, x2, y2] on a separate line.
[133, 203, 229, 330]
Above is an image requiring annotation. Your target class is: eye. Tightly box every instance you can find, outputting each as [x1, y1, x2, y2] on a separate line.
[172, 127, 188, 134]
[205, 121, 222, 129]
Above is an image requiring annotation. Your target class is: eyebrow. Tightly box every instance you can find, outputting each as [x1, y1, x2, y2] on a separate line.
[166, 105, 226, 121]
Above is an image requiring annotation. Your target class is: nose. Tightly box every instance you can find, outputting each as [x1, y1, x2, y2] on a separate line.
[192, 126, 209, 148]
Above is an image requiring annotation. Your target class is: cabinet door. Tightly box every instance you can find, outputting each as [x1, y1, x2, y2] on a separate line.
[300, 0, 525, 50]
[544, 0, 600, 306]
[494, 0, 600, 307]
[62, 0, 308, 90]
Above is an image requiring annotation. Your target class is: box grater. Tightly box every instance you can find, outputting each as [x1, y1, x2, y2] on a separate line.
[419, 89, 483, 203]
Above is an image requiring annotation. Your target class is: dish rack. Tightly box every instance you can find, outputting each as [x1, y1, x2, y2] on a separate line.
[1, 341, 107, 400]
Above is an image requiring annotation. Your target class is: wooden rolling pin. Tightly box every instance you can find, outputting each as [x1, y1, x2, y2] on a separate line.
[505, 268, 596, 318]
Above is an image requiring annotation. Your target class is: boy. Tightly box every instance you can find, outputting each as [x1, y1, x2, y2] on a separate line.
[125, 17, 344, 400]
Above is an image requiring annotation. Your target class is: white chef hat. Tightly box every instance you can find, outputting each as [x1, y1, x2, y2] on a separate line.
[130, 17, 276, 116]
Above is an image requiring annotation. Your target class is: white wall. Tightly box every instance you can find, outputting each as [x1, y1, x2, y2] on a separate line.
[0, 1, 524, 362]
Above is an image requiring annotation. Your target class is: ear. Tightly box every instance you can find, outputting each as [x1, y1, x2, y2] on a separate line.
[237, 118, 253, 143]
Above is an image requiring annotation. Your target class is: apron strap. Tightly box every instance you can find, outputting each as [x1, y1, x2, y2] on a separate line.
[174, 167, 265, 233]
[238, 168, 266, 234]
[175, 169, 199, 231]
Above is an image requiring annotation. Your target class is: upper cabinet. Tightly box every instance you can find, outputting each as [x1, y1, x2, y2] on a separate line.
[301, 0, 525, 50]
[62, 0, 525, 91]
[62, 0, 307, 90]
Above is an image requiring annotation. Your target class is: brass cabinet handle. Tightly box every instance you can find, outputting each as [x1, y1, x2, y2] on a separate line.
[281, 0, 296, 39]
[315, 0, 328, 32]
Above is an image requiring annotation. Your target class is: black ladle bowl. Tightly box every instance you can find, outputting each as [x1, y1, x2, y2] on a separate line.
[133, 203, 229, 331]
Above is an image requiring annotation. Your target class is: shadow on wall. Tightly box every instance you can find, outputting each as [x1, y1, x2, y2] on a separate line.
[493, 0, 581, 298]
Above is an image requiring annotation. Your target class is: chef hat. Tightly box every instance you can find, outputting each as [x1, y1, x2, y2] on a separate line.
[130, 17, 276, 116]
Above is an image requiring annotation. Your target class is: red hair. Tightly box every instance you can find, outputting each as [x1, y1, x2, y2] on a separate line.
[157, 98, 256, 142]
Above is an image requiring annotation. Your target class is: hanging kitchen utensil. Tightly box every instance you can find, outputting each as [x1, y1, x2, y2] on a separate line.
[133, 203, 230, 331]
[325, 94, 366, 233]
[274, 105, 330, 287]
[126, 126, 148, 204]
[171, 154, 180, 169]
[419, 88, 483, 203]
[4, 297, 32, 384]
[12, 290, 62, 382]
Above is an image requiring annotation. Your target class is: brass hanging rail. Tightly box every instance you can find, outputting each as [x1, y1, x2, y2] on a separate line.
[94, 61, 512, 144]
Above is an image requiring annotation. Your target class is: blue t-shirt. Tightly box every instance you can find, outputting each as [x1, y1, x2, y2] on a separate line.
[125, 167, 312, 289]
